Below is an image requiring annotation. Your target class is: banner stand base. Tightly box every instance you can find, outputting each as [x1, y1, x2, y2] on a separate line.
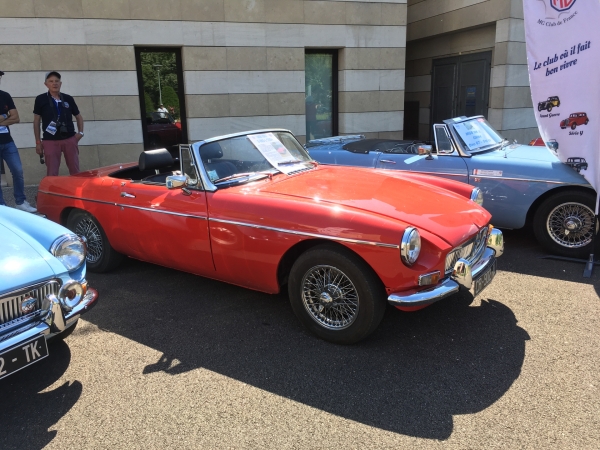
[539, 254, 600, 278]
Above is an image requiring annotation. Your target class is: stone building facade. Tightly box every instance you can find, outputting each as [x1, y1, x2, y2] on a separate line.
[0, 0, 407, 184]
[1, 0, 536, 187]
[405, 0, 535, 143]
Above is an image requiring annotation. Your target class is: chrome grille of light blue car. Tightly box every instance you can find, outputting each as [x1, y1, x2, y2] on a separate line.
[0, 280, 60, 327]
[445, 226, 489, 274]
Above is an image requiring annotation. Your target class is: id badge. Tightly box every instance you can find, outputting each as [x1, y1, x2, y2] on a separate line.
[46, 121, 57, 136]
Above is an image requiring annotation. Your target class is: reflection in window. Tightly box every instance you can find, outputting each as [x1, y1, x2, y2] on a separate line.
[305, 51, 336, 141]
[135, 48, 186, 155]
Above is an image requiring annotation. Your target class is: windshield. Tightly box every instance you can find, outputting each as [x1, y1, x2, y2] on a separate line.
[198, 131, 314, 185]
[449, 117, 503, 153]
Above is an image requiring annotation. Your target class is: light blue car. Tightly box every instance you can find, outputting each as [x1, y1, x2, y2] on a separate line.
[0, 206, 99, 380]
[307, 116, 596, 259]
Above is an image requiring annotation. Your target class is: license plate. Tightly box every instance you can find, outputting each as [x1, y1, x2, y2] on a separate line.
[0, 336, 49, 380]
[473, 259, 497, 297]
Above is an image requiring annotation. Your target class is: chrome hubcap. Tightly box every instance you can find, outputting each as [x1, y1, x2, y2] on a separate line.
[547, 202, 595, 248]
[301, 265, 359, 330]
[74, 218, 103, 263]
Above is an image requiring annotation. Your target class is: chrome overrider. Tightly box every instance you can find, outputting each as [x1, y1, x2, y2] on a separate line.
[0, 279, 99, 353]
[388, 227, 504, 307]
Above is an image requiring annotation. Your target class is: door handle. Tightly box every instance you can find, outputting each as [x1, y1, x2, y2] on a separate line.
[379, 160, 396, 164]
[121, 192, 136, 198]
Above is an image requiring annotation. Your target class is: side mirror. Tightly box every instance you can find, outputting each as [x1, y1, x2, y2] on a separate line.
[166, 174, 197, 189]
[417, 145, 434, 160]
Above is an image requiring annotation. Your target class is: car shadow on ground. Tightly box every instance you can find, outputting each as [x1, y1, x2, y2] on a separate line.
[0, 341, 82, 450]
[80, 258, 529, 440]
[498, 228, 600, 292]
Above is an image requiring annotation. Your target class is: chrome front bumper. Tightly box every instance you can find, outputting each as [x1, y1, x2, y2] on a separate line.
[0, 283, 99, 354]
[388, 228, 503, 308]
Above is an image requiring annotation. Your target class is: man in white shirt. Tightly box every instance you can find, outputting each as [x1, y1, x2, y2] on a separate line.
[157, 104, 168, 118]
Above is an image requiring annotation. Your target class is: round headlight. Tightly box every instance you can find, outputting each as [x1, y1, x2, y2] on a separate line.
[51, 234, 86, 271]
[401, 227, 421, 266]
[471, 187, 484, 206]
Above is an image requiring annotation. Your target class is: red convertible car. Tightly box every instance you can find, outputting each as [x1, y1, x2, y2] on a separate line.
[37, 129, 503, 344]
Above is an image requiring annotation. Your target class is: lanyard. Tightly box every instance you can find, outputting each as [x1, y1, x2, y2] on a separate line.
[47, 92, 62, 123]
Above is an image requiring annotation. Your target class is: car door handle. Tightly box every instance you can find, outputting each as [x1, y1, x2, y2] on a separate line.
[121, 192, 136, 198]
[379, 160, 396, 164]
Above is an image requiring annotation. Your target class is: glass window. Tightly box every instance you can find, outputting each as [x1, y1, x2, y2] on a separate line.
[305, 51, 337, 141]
[135, 48, 187, 158]
[180, 145, 199, 186]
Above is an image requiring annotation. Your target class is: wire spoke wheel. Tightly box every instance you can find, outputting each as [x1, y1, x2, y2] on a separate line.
[301, 265, 359, 330]
[74, 217, 104, 264]
[546, 201, 595, 249]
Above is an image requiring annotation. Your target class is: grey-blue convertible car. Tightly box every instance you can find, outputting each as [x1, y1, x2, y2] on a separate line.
[306, 116, 596, 259]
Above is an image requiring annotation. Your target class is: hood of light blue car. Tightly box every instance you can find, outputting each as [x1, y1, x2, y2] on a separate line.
[502, 144, 559, 162]
[0, 208, 61, 295]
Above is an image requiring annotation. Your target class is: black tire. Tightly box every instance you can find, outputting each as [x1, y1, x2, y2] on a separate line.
[585, 119, 589, 125]
[547, 105, 552, 112]
[533, 190, 597, 259]
[48, 320, 78, 344]
[67, 210, 123, 273]
[571, 122, 577, 130]
[288, 244, 387, 344]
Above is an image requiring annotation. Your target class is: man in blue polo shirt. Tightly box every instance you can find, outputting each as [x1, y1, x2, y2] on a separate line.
[0, 70, 37, 213]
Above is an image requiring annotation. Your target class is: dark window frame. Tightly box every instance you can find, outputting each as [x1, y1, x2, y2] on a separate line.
[134, 46, 188, 149]
[305, 49, 339, 137]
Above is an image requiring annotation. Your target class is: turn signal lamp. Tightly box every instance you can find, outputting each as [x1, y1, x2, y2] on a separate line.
[418, 271, 441, 286]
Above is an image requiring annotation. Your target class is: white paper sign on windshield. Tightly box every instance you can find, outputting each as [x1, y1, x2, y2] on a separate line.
[453, 121, 496, 150]
[247, 133, 306, 174]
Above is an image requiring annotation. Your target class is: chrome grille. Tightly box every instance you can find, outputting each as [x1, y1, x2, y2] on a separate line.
[0, 280, 60, 326]
[445, 226, 489, 274]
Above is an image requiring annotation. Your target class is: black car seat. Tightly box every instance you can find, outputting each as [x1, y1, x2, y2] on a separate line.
[139, 148, 175, 184]
[199, 142, 237, 181]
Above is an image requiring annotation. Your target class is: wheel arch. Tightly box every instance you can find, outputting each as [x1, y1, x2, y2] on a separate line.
[276, 239, 384, 292]
[60, 206, 79, 227]
[525, 185, 596, 227]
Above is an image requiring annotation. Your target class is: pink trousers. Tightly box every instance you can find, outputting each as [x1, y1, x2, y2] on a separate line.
[43, 135, 80, 176]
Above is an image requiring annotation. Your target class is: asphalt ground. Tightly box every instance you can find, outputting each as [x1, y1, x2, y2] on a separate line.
[1, 186, 599, 449]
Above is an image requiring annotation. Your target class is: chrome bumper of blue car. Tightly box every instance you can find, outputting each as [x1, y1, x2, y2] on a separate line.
[388, 233, 502, 308]
[0, 283, 98, 354]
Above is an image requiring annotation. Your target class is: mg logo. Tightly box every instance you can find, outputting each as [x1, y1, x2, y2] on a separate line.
[551, 0, 576, 12]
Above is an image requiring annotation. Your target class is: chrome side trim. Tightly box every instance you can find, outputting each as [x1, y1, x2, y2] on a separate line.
[39, 190, 399, 248]
[210, 218, 400, 249]
[37, 190, 117, 206]
[470, 176, 579, 185]
[36, 191, 208, 220]
[119, 203, 208, 220]
[410, 171, 468, 178]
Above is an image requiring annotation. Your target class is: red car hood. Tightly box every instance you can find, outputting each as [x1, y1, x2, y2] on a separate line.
[260, 166, 489, 246]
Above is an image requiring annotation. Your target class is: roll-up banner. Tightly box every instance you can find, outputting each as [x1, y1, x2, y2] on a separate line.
[524, 0, 600, 214]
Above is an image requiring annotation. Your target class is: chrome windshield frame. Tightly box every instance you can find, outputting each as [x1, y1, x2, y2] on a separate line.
[190, 129, 312, 192]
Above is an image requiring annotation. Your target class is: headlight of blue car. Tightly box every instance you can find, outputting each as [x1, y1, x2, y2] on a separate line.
[50, 234, 87, 271]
